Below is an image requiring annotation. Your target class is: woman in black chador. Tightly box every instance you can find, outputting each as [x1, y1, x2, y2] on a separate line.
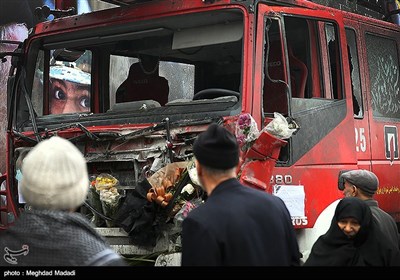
[305, 197, 400, 266]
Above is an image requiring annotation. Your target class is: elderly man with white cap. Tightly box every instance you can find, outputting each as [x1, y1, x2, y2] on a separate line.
[0, 136, 126, 266]
[339, 169, 400, 249]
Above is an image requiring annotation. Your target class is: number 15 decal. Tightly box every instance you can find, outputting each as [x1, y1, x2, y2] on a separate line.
[355, 127, 366, 152]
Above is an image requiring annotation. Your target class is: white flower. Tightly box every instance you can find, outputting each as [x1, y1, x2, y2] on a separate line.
[181, 184, 195, 195]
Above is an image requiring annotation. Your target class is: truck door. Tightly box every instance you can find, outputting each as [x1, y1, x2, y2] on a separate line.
[254, 4, 356, 167]
[361, 23, 400, 216]
[344, 23, 372, 171]
[253, 3, 361, 257]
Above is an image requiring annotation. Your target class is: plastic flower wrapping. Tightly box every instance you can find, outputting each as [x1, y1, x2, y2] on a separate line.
[88, 173, 122, 227]
[235, 113, 260, 150]
[262, 112, 297, 139]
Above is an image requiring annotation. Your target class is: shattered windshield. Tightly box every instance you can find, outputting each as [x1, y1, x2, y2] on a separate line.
[16, 9, 243, 130]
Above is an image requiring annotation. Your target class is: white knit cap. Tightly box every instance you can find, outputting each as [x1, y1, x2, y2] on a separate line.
[21, 136, 89, 210]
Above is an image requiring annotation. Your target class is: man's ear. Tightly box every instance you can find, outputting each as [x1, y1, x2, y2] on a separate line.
[195, 159, 202, 177]
[352, 185, 358, 197]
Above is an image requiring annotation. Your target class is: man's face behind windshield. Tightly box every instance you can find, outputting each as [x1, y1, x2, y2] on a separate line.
[50, 79, 90, 114]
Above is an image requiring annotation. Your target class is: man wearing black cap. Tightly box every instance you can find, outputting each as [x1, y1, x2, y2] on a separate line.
[181, 123, 300, 266]
[339, 169, 400, 249]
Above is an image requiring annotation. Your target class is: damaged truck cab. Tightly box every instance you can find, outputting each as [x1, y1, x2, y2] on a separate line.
[1, 0, 400, 264]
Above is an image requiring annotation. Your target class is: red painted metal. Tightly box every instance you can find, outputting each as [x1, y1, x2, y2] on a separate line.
[55, 0, 76, 10]
[2, 0, 400, 259]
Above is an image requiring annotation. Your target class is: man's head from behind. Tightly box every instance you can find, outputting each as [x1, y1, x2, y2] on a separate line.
[21, 136, 89, 211]
[339, 169, 379, 198]
[193, 123, 239, 170]
[193, 123, 239, 192]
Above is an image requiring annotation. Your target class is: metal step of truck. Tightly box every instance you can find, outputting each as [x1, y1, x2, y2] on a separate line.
[95, 227, 170, 256]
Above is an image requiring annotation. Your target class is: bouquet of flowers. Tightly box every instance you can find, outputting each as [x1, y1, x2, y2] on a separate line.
[235, 113, 259, 151]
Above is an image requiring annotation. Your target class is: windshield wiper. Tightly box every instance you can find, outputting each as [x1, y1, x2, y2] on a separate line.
[116, 117, 218, 142]
[11, 130, 38, 144]
[43, 123, 101, 141]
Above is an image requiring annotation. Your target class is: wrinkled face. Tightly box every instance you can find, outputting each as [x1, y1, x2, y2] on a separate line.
[50, 79, 90, 114]
[338, 217, 361, 238]
[342, 180, 357, 198]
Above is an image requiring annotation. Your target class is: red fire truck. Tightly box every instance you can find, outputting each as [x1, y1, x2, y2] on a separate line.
[1, 0, 399, 264]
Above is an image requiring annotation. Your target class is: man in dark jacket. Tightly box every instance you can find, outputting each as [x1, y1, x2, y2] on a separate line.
[339, 169, 400, 249]
[181, 123, 300, 266]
